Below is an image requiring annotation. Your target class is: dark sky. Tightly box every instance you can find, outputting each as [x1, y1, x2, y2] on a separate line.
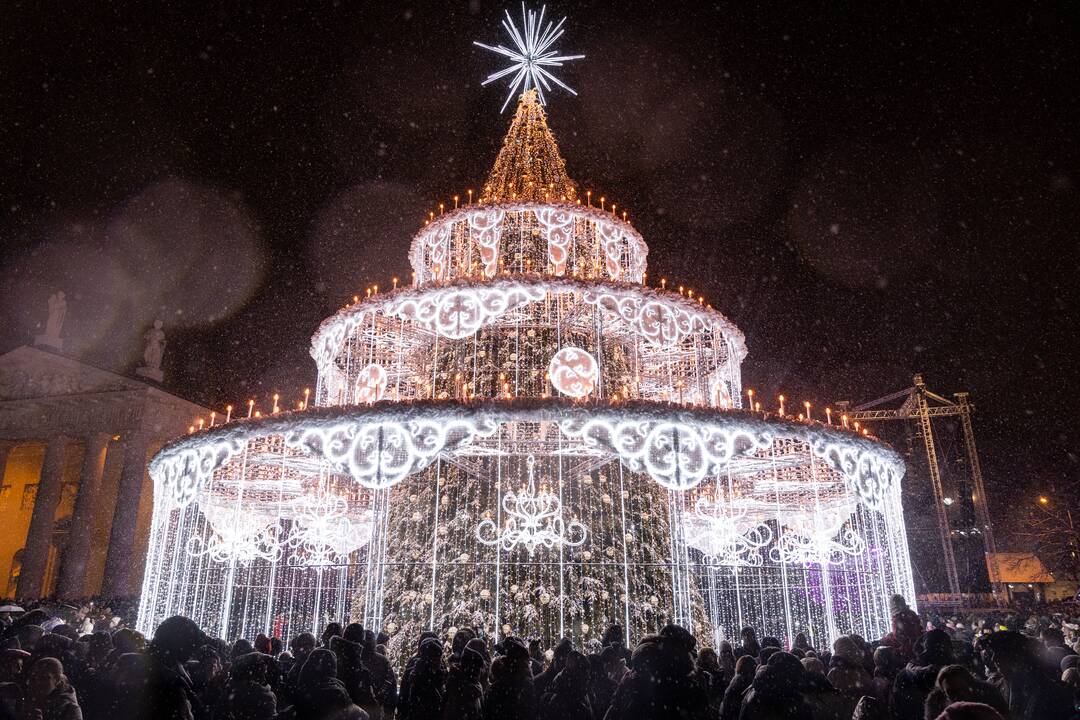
[2, 2, 1078, 526]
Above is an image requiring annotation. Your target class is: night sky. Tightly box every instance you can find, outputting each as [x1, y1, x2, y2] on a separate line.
[2, 2, 1077, 545]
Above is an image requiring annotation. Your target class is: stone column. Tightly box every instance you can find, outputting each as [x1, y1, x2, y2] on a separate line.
[17, 437, 69, 600]
[57, 432, 112, 598]
[101, 435, 150, 597]
[0, 442, 13, 484]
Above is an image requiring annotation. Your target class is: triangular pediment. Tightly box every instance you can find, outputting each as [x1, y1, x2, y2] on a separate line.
[0, 345, 144, 400]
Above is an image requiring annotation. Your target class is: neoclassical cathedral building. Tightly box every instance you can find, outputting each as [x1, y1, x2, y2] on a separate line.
[0, 307, 205, 600]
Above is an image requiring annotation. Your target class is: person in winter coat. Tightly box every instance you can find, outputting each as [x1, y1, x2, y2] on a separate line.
[223, 653, 276, 720]
[535, 638, 573, 698]
[484, 638, 535, 720]
[279, 648, 368, 720]
[331, 626, 395, 720]
[719, 655, 756, 720]
[827, 636, 873, 696]
[922, 665, 1008, 720]
[540, 650, 592, 720]
[892, 629, 955, 720]
[738, 651, 813, 720]
[801, 665, 860, 720]
[881, 595, 924, 664]
[983, 630, 1076, 720]
[586, 650, 617, 719]
[736, 628, 761, 660]
[21, 657, 82, 720]
[402, 638, 445, 720]
[281, 634, 317, 709]
[141, 615, 209, 720]
[396, 632, 438, 720]
[871, 646, 903, 707]
[441, 645, 484, 720]
[694, 648, 727, 717]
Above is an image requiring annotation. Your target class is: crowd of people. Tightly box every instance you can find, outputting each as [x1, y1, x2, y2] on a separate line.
[1, 594, 1079, 720]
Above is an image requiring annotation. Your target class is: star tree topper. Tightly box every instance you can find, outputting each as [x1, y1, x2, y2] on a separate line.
[474, 3, 585, 112]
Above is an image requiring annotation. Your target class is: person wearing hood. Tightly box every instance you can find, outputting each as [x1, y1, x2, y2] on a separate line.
[539, 649, 592, 720]
[282, 634, 317, 709]
[983, 630, 1075, 720]
[922, 665, 1008, 720]
[484, 638, 535, 720]
[738, 651, 813, 720]
[892, 628, 955, 720]
[21, 656, 82, 720]
[441, 644, 485, 720]
[278, 648, 367, 720]
[397, 632, 438, 720]
[402, 637, 445, 720]
[719, 655, 756, 720]
[221, 652, 276, 720]
[534, 638, 573, 698]
[335, 626, 395, 720]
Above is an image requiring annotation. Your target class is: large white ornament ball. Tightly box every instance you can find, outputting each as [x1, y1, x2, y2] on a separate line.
[547, 347, 598, 399]
[479, 589, 491, 599]
[649, 595, 659, 606]
[411, 511, 422, 522]
[509, 584, 519, 593]
[581, 623, 590, 634]
[582, 551, 592, 561]
[502, 623, 512, 635]
[354, 363, 388, 405]
[385, 622, 398, 634]
[545, 649, 554, 661]
[540, 592, 552, 605]
[447, 626, 458, 638]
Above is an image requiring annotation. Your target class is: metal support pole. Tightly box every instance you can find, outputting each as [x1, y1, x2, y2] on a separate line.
[914, 375, 961, 602]
[954, 392, 1001, 604]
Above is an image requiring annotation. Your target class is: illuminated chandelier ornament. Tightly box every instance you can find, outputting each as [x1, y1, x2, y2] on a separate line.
[354, 363, 388, 405]
[474, 3, 585, 112]
[687, 496, 773, 568]
[770, 506, 865, 566]
[186, 506, 283, 565]
[477, 454, 587, 555]
[285, 493, 370, 568]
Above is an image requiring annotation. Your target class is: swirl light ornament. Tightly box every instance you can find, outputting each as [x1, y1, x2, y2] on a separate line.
[476, 455, 587, 555]
[685, 497, 773, 568]
[548, 347, 598, 399]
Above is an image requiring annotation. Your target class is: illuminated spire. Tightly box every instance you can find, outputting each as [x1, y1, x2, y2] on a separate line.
[481, 89, 577, 204]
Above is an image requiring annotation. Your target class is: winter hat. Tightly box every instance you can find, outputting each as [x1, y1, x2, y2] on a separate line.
[300, 648, 337, 685]
[832, 635, 864, 664]
[465, 637, 489, 662]
[462, 644, 485, 668]
[502, 636, 529, 661]
[231, 638, 255, 658]
[802, 657, 825, 675]
[553, 636, 574, 658]
[1061, 654, 1080, 672]
[419, 637, 444, 660]
[890, 594, 910, 617]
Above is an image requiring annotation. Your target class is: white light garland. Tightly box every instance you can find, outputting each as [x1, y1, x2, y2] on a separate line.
[685, 497, 773, 568]
[476, 454, 587, 554]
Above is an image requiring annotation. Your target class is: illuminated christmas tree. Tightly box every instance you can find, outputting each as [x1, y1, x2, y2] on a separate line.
[139, 4, 917, 665]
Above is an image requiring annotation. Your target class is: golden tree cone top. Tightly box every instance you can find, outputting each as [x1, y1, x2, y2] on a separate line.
[481, 90, 578, 204]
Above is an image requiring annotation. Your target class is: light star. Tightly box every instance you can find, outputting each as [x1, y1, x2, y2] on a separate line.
[474, 3, 585, 112]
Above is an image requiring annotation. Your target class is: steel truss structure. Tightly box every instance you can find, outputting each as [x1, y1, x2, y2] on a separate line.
[837, 374, 999, 606]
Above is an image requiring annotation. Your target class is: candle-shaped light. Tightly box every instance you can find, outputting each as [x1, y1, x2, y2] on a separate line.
[453, 195, 459, 209]
[392, 277, 399, 290]
[826, 407, 832, 425]
[273, 393, 280, 414]
[198, 418, 204, 430]
[225, 405, 233, 423]
[779, 395, 786, 416]
[804, 401, 811, 421]
[747, 388, 754, 409]
[467, 189, 473, 204]
[247, 399, 255, 418]
[842, 414, 849, 429]
[303, 388, 310, 410]
[209, 411, 216, 427]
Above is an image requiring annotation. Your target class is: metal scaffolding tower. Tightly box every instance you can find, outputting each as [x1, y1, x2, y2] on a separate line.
[836, 374, 1000, 605]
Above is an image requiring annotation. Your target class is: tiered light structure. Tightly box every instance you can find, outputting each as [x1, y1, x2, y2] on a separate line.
[138, 14, 915, 659]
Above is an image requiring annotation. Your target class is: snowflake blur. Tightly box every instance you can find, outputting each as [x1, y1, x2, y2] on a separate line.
[138, 21, 917, 662]
[477, 455, 587, 555]
[474, 4, 584, 112]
